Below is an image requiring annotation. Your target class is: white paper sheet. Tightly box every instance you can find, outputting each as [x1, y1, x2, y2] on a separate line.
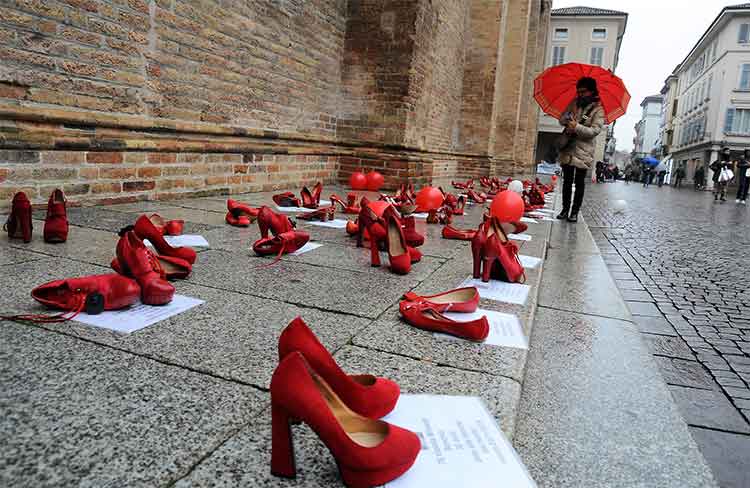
[459, 277, 531, 305]
[411, 212, 429, 219]
[275, 199, 332, 213]
[290, 242, 323, 255]
[384, 395, 536, 488]
[305, 218, 349, 229]
[160, 235, 209, 247]
[508, 233, 532, 242]
[72, 294, 204, 334]
[439, 309, 528, 349]
[519, 255, 542, 269]
[520, 217, 538, 224]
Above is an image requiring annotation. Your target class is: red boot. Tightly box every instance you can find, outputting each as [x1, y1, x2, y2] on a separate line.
[4, 191, 33, 243]
[116, 230, 175, 305]
[133, 215, 197, 265]
[270, 352, 421, 485]
[42, 189, 68, 243]
[278, 317, 400, 419]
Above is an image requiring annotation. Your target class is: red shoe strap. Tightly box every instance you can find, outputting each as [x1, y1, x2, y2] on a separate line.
[2, 292, 86, 324]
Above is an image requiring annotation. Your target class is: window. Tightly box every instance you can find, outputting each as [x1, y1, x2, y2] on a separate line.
[590, 47, 604, 66]
[707, 73, 713, 100]
[672, 100, 678, 117]
[711, 41, 718, 61]
[740, 63, 750, 89]
[725, 108, 750, 134]
[554, 28, 568, 40]
[740, 23, 750, 44]
[592, 28, 607, 40]
[552, 46, 566, 65]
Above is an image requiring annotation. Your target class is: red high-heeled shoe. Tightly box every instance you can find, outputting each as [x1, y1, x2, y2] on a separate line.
[227, 199, 260, 224]
[253, 230, 310, 261]
[476, 217, 525, 284]
[467, 189, 487, 204]
[279, 317, 400, 419]
[111, 251, 191, 280]
[133, 215, 197, 265]
[4, 191, 33, 243]
[356, 198, 386, 249]
[402, 287, 479, 313]
[116, 230, 175, 305]
[401, 216, 424, 247]
[257, 206, 295, 238]
[442, 224, 477, 241]
[331, 194, 360, 214]
[399, 300, 489, 341]
[225, 211, 251, 227]
[501, 221, 528, 235]
[471, 221, 489, 280]
[270, 352, 421, 486]
[346, 220, 359, 236]
[300, 182, 323, 209]
[43, 188, 68, 243]
[273, 192, 302, 208]
[146, 213, 184, 236]
[378, 208, 411, 274]
[296, 205, 335, 222]
[453, 195, 466, 215]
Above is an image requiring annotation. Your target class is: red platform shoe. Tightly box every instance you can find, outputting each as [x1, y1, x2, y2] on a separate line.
[111, 252, 191, 280]
[116, 230, 175, 305]
[227, 199, 260, 224]
[442, 224, 476, 241]
[147, 213, 184, 236]
[270, 352, 421, 486]
[376, 208, 411, 274]
[399, 300, 489, 341]
[4, 191, 33, 243]
[473, 217, 525, 284]
[279, 317, 400, 419]
[42, 189, 68, 243]
[134, 215, 197, 265]
[257, 206, 295, 238]
[272, 192, 302, 208]
[253, 230, 310, 261]
[401, 287, 479, 313]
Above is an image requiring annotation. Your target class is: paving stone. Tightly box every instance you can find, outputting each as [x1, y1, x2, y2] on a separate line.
[632, 316, 678, 336]
[654, 357, 716, 390]
[0, 320, 264, 488]
[619, 289, 654, 302]
[0, 243, 45, 265]
[668, 385, 750, 433]
[689, 427, 750, 488]
[615, 279, 646, 291]
[723, 387, 750, 400]
[626, 300, 662, 317]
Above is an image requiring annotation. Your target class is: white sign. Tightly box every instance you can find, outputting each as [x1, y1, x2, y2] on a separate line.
[384, 395, 536, 488]
[73, 294, 204, 334]
[411, 212, 429, 219]
[459, 277, 531, 305]
[290, 242, 323, 255]
[161, 235, 209, 247]
[305, 218, 349, 229]
[275, 199, 332, 213]
[519, 255, 542, 269]
[520, 217, 538, 224]
[508, 233, 532, 242]
[440, 309, 528, 349]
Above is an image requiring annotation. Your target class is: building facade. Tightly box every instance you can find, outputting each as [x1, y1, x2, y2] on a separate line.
[664, 3, 750, 187]
[0, 0, 551, 207]
[633, 95, 664, 158]
[535, 6, 628, 165]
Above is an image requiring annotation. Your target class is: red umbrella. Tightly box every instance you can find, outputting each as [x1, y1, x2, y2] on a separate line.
[534, 63, 630, 124]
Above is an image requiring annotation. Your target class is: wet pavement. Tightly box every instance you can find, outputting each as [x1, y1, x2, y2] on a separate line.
[582, 180, 750, 488]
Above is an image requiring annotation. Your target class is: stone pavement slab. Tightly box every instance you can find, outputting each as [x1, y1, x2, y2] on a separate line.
[633, 315, 678, 336]
[514, 307, 717, 488]
[5, 222, 120, 266]
[0, 244, 46, 266]
[0, 320, 264, 488]
[689, 427, 750, 488]
[654, 357, 718, 390]
[547, 220, 600, 254]
[668, 385, 750, 434]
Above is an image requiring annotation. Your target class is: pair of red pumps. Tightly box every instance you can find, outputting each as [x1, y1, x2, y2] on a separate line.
[472, 216, 526, 284]
[399, 287, 489, 341]
[252, 206, 310, 260]
[452, 179, 474, 190]
[273, 182, 323, 209]
[271, 317, 420, 487]
[4, 190, 68, 244]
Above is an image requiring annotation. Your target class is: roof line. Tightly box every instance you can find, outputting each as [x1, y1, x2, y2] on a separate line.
[676, 4, 750, 73]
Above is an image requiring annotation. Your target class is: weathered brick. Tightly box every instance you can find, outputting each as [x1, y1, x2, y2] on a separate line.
[123, 180, 155, 192]
[148, 153, 177, 164]
[41, 151, 84, 165]
[99, 167, 136, 179]
[137, 167, 162, 178]
[87, 152, 123, 164]
[0, 150, 40, 164]
[91, 182, 122, 194]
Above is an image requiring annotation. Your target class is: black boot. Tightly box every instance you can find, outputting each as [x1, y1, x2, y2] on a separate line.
[556, 209, 569, 220]
[567, 211, 578, 223]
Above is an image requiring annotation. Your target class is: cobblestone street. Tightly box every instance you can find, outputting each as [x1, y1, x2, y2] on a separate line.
[583, 181, 750, 487]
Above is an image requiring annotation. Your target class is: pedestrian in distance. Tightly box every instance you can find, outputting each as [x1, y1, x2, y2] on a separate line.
[710, 147, 733, 203]
[694, 165, 705, 191]
[642, 164, 652, 188]
[555, 77, 605, 223]
[735, 149, 750, 204]
[657, 168, 666, 188]
[673, 163, 685, 189]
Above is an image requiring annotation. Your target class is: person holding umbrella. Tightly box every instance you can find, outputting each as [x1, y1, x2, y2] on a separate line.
[534, 63, 630, 223]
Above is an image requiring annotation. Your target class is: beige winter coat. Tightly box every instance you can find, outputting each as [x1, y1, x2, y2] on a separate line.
[558, 101, 605, 170]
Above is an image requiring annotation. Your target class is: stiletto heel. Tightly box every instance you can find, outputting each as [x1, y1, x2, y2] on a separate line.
[481, 257, 493, 282]
[473, 254, 482, 279]
[271, 403, 296, 479]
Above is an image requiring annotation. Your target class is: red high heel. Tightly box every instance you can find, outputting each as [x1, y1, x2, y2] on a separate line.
[133, 215, 197, 265]
[4, 191, 33, 243]
[279, 317, 400, 419]
[227, 199, 260, 223]
[471, 221, 489, 279]
[147, 213, 185, 236]
[111, 252, 191, 280]
[270, 352, 421, 486]
[442, 224, 477, 241]
[467, 189, 487, 204]
[478, 217, 525, 284]
[356, 198, 386, 249]
[225, 212, 251, 227]
[296, 205, 335, 221]
[272, 192, 302, 208]
[43, 188, 68, 243]
[401, 216, 424, 247]
[257, 206, 295, 238]
[300, 182, 322, 209]
[382, 207, 411, 274]
[399, 301, 489, 341]
[453, 195, 466, 215]
[115, 230, 175, 305]
[331, 194, 360, 214]
[253, 230, 310, 262]
[402, 286, 479, 313]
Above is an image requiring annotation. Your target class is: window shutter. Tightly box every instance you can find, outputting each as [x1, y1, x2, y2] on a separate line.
[725, 108, 735, 133]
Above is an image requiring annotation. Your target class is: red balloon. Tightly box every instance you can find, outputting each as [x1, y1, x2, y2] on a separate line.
[366, 171, 384, 191]
[490, 190, 524, 222]
[551, 175, 558, 181]
[349, 172, 367, 190]
[415, 186, 444, 211]
[367, 199, 390, 217]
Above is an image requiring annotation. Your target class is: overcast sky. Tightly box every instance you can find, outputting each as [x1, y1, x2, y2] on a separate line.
[550, 0, 729, 151]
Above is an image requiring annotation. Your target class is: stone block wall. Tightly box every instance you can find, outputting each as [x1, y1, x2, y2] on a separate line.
[0, 0, 551, 208]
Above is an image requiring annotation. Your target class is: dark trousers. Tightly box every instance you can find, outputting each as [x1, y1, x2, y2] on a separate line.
[562, 165, 587, 213]
[737, 174, 750, 201]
